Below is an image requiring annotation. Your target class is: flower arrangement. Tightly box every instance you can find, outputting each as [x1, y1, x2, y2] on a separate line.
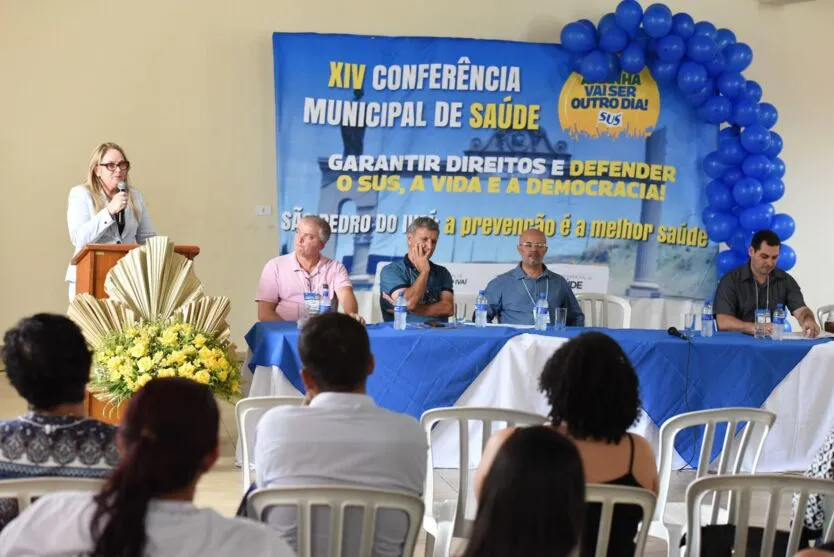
[91, 320, 240, 406]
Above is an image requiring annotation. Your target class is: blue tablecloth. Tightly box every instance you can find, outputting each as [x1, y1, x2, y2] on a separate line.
[246, 322, 829, 462]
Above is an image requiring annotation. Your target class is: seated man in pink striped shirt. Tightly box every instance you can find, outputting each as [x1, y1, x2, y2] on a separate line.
[256, 215, 363, 322]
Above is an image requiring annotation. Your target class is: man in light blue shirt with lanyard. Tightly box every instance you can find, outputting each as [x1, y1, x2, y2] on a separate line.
[484, 228, 585, 326]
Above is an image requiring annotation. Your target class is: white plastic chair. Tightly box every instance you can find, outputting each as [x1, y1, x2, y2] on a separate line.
[576, 293, 632, 328]
[246, 485, 424, 557]
[686, 474, 834, 557]
[0, 477, 104, 514]
[817, 305, 834, 329]
[420, 407, 549, 557]
[236, 395, 304, 492]
[650, 408, 776, 557]
[584, 484, 658, 557]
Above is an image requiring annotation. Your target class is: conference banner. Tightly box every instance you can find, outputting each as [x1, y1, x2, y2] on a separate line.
[272, 32, 718, 298]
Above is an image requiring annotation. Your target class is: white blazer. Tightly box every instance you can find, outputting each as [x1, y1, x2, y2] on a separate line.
[65, 184, 156, 283]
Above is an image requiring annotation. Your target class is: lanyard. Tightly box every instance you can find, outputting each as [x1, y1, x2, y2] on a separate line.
[521, 275, 549, 307]
[754, 276, 770, 312]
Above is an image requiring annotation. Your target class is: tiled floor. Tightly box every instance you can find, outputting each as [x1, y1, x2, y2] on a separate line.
[0, 376, 802, 556]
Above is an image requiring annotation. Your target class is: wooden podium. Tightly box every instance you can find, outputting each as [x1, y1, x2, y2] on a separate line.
[71, 243, 200, 424]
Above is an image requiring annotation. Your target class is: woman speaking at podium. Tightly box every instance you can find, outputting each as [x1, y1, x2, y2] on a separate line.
[66, 142, 156, 300]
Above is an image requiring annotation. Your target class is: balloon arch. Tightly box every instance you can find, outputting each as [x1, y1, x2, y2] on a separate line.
[561, 1, 795, 278]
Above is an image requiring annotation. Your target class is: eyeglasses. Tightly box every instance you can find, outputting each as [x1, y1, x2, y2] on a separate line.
[99, 161, 130, 172]
[519, 242, 547, 249]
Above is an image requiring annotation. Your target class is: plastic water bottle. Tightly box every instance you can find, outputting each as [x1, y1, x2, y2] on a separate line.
[474, 290, 488, 328]
[701, 300, 714, 338]
[534, 292, 549, 331]
[319, 284, 331, 314]
[394, 292, 408, 331]
[772, 304, 786, 341]
[303, 292, 320, 317]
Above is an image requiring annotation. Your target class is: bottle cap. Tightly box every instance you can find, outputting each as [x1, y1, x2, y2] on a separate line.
[539, 292, 546, 299]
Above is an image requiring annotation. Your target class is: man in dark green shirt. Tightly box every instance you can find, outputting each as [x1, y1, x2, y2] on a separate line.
[714, 229, 819, 337]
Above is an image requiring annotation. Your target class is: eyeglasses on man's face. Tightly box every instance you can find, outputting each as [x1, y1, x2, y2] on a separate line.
[99, 161, 130, 172]
[519, 242, 547, 249]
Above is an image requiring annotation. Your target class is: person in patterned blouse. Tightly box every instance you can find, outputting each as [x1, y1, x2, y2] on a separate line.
[0, 314, 119, 529]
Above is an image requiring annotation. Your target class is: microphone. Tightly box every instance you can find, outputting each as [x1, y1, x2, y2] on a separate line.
[667, 326, 689, 340]
[116, 181, 127, 227]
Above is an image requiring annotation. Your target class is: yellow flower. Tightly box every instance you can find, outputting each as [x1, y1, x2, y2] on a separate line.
[193, 370, 211, 384]
[137, 356, 154, 373]
[124, 327, 138, 339]
[183, 345, 198, 356]
[198, 347, 213, 360]
[158, 368, 176, 378]
[160, 328, 179, 346]
[126, 378, 137, 392]
[106, 356, 123, 371]
[119, 363, 134, 378]
[109, 370, 122, 381]
[129, 342, 148, 359]
[114, 346, 124, 355]
[152, 351, 164, 364]
[147, 325, 159, 337]
[218, 369, 229, 382]
[182, 324, 194, 335]
[229, 380, 240, 393]
[169, 351, 187, 365]
[178, 362, 196, 378]
[135, 373, 152, 388]
[193, 334, 207, 347]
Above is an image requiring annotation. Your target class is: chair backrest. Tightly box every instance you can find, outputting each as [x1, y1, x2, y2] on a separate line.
[817, 305, 834, 328]
[236, 396, 305, 491]
[420, 407, 549, 538]
[584, 484, 657, 557]
[0, 477, 104, 515]
[655, 407, 776, 523]
[686, 474, 834, 557]
[247, 485, 424, 557]
[575, 293, 632, 328]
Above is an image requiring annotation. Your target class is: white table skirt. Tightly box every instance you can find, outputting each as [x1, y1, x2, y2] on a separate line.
[243, 335, 834, 473]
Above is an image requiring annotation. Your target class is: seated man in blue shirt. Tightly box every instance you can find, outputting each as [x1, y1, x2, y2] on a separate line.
[484, 228, 585, 326]
[379, 217, 454, 323]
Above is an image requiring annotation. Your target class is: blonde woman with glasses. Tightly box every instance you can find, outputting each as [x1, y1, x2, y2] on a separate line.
[66, 142, 156, 300]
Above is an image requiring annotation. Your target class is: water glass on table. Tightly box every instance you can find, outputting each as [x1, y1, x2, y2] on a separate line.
[754, 309, 770, 340]
[553, 307, 568, 331]
[451, 303, 468, 326]
[681, 312, 696, 337]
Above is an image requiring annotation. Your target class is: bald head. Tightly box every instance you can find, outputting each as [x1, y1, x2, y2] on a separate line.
[517, 228, 548, 268]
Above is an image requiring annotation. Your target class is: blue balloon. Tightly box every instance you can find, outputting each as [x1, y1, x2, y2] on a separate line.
[700, 96, 733, 124]
[656, 34, 686, 62]
[580, 49, 610, 82]
[716, 71, 746, 99]
[728, 227, 754, 253]
[615, 0, 644, 32]
[722, 167, 744, 186]
[598, 13, 618, 35]
[717, 137, 747, 165]
[685, 80, 714, 107]
[740, 124, 772, 154]
[776, 243, 796, 271]
[619, 42, 646, 73]
[577, 19, 597, 34]
[717, 249, 748, 275]
[604, 52, 621, 80]
[706, 211, 739, 243]
[724, 42, 753, 72]
[761, 177, 785, 203]
[739, 203, 774, 230]
[642, 4, 673, 38]
[687, 35, 718, 63]
[677, 61, 708, 93]
[703, 152, 727, 179]
[716, 28, 737, 50]
[742, 154, 773, 179]
[600, 26, 629, 53]
[741, 80, 763, 102]
[771, 214, 796, 241]
[718, 126, 741, 141]
[769, 157, 786, 178]
[694, 21, 718, 39]
[758, 102, 778, 129]
[733, 99, 761, 127]
[630, 26, 651, 47]
[764, 131, 783, 158]
[732, 177, 764, 207]
[650, 59, 680, 85]
[702, 205, 721, 226]
[705, 52, 727, 77]
[562, 22, 598, 53]
[672, 12, 695, 38]
[707, 180, 735, 210]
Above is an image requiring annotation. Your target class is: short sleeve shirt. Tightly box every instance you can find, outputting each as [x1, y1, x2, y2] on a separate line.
[714, 261, 806, 323]
[379, 257, 454, 323]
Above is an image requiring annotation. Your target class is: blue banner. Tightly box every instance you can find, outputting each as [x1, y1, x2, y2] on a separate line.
[272, 32, 718, 298]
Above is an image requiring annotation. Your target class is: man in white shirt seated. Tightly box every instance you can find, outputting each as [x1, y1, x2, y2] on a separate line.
[253, 312, 427, 557]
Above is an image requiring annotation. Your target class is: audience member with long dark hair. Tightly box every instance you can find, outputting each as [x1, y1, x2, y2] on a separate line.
[475, 331, 658, 557]
[461, 426, 585, 557]
[0, 377, 294, 557]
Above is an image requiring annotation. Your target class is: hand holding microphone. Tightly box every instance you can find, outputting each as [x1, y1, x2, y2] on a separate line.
[107, 181, 128, 225]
